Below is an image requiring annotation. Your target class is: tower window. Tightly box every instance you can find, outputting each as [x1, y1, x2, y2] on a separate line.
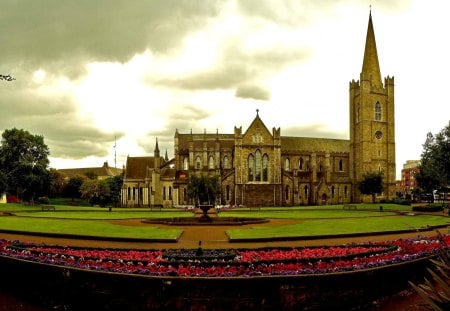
[183, 157, 189, 170]
[299, 157, 304, 170]
[339, 159, 343, 171]
[375, 102, 382, 121]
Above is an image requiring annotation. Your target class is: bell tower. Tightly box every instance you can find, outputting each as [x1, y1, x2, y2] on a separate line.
[349, 11, 396, 202]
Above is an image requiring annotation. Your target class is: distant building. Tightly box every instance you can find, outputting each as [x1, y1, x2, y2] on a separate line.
[400, 160, 420, 198]
[58, 161, 123, 180]
[121, 12, 397, 207]
[121, 140, 176, 207]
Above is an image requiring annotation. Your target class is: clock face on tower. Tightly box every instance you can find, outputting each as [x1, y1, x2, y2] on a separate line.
[375, 130, 383, 139]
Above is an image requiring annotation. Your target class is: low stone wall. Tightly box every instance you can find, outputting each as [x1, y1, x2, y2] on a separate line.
[0, 254, 430, 310]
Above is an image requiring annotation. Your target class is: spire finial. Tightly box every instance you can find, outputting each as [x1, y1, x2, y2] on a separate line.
[256, 109, 259, 116]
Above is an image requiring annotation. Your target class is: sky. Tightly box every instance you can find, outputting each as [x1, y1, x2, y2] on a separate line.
[1, 0, 449, 180]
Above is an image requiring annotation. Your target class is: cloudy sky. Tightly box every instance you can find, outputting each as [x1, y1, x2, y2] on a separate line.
[1, 0, 449, 179]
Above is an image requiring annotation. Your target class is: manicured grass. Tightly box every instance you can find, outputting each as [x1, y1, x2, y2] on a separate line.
[226, 215, 450, 240]
[220, 210, 397, 219]
[0, 217, 181, 240]
[13, 211, 193, 220]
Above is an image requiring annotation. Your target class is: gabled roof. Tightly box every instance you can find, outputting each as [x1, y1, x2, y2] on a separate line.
[58, 162, 122, 179]
[124, 156, 155, 179]
[244, 111, 272, 138]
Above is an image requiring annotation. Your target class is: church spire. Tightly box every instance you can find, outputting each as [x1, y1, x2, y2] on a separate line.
[361, 11, 382, 87]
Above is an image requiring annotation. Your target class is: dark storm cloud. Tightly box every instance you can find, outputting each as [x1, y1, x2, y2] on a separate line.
[0, 0, 224, 76]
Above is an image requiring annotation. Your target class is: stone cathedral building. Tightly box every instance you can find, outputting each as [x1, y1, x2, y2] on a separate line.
[121, 12, 396, 207]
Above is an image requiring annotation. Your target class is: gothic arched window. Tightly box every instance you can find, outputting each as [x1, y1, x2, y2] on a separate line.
[255, 150, 262, 181]
[195, 156, 201, 169]
[183, 157, 189, 170]
[223, 156, 229, 169]
[208, 156, 214, 169]
[285, 158, 290, 171]
[375, 102, 382, 121]
[285, 185, 290, 201]
[299, 157, 304, 170]
[262, 154, 269, 181]
[248, 154, 254, 181]
[339, 159, 343, 171]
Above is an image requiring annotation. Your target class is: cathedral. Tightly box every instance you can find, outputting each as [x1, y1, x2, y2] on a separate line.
[121, 12, 396, 207]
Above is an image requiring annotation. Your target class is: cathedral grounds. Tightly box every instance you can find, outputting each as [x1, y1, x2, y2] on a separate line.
[0, 202, 449, 309]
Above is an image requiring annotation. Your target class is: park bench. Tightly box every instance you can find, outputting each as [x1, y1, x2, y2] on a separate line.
[41, 205, 55, 211]
[343, 204, 357, 210]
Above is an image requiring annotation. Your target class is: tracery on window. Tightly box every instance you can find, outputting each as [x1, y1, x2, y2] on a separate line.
[248, 150, 269, 182]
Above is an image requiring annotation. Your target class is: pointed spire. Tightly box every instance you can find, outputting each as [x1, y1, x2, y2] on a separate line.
[154, 137, 160, 155]
[361, 11, 382, 87]
[164, 149, 169, 161]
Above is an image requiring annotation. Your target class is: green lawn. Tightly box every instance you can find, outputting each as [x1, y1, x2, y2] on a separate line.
[226, 215, 450, 240]
[13, 211, 193, 220]
[0, 217, 181, 240]
[1, 203, 447, 242]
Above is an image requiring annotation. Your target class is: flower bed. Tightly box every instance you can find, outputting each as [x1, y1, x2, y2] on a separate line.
[0, 235, 449, 278]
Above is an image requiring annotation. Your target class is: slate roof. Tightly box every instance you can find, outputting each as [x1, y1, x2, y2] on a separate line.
[58, 162, 122, 179]
[281, 136, 350, 154]
[124, 157, 155, 179]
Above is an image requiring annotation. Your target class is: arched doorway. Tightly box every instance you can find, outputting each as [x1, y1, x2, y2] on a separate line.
[321, 193, 327, 205]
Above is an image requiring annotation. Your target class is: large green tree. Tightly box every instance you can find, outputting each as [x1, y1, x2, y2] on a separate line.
[187, 174, 220, 205]
[358, 172, 384, 203]
[416, 121, 450, 193]
[0, 128, 50, 202]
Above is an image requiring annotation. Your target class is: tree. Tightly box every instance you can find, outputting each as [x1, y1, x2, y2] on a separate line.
[0, 128, 50, 202]
[0, 74, 15, 81]
[358, 172, 384, 203]
[187, 174, 220, 205]
[105, 174, 123, 207]
[79, 179, 110, 206]
[64, 175, 85, 201]
[416, 121, 450, 193]
[48, 168, 66, 198]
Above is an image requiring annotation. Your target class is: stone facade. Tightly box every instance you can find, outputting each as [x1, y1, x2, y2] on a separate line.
[122, 12, 396, 207]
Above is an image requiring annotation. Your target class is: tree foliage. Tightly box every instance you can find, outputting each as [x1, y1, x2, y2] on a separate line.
[79, 179, 110, 206]
[64, 175, 85, 200]
[358, 172, 384, 203]
[48, 168, 66, 198]
[417, 121, 450, 193]
[105, 174, 123, 207]
[0, 128, 50, 202]
[187, 174, 220, 205]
